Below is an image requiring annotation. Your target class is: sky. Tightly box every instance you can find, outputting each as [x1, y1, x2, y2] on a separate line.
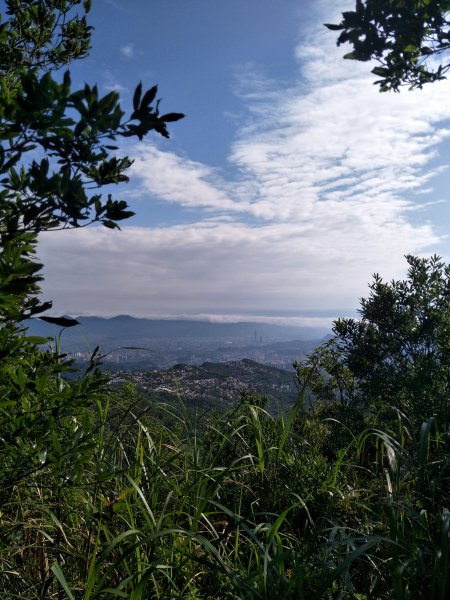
[31, 0, 450, 327]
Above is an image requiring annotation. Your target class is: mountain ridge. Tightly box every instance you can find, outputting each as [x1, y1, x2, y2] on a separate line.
[26, 314, 331, 343]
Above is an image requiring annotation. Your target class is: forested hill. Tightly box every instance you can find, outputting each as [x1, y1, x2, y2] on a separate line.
[114, 358, 299, 414]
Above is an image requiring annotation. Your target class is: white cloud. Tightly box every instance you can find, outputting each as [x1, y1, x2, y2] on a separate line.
[39, 217, 438, 318]
[102, 70, 127, 93]
[120, 44, 135, 59]
[129, 146, 241, 213]
[168, 313, 336, 328]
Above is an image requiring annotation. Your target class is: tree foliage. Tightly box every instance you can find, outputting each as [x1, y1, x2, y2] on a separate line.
[0, 0, 92, 80]
[297, 255, 450, 429]
[0, 0, 184, 322]
[326, 0, 450, 90]
[0, 0, 183, 491]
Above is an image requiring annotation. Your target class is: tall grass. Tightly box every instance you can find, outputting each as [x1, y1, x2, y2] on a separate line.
[1, 384, 448, 598]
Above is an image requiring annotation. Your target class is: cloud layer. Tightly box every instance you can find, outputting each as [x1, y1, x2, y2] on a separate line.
[39, 1, 449, 320]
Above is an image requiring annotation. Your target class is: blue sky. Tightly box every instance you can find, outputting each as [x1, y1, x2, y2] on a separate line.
[34, 0, 450, 327]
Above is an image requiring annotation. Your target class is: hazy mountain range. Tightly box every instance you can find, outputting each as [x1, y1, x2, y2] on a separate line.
[24, 315, 331, 369]
[26, 315, 330, 344]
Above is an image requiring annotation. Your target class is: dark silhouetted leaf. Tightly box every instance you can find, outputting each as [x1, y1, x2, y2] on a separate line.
[133, 82, 142, 111]
[324, 23, 343, 31]
[160, 112, 185, 122]
[141, 85, 158, 107]
[38, 316, 80, 328]
[102, 219, 120, 229]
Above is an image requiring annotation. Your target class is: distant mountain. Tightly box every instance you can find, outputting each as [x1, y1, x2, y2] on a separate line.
[26, 314, 329, 341]
[24, 315, 329, 347]
[24, 315, 330, 369]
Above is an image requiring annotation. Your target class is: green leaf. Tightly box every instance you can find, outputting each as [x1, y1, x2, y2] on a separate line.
[372, 66, 390, 76]
[51, 563, 75, 600]
[25, 336, 51, 344]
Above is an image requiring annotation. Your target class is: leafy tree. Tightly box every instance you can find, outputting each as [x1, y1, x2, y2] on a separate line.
[0, 0, 183, 490]
[326, 0, 450, 90]
[297, 255, 450, 429]
[0, 0, 184, 319]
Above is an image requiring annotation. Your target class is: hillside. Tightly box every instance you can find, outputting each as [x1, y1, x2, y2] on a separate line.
[114, 358, 299, 413]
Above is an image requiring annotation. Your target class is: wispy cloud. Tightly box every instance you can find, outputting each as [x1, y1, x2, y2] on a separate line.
[129, 146, 240, 213]
[102, 70, 127, 93]
[102, 0, 129, 12]
[228, 48, 450, 226]
[120, 44, 135, 59]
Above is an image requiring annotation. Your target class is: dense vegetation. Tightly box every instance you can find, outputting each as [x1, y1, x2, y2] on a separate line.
[0, 1, 449, 598]
[1, 256, 448, 599]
